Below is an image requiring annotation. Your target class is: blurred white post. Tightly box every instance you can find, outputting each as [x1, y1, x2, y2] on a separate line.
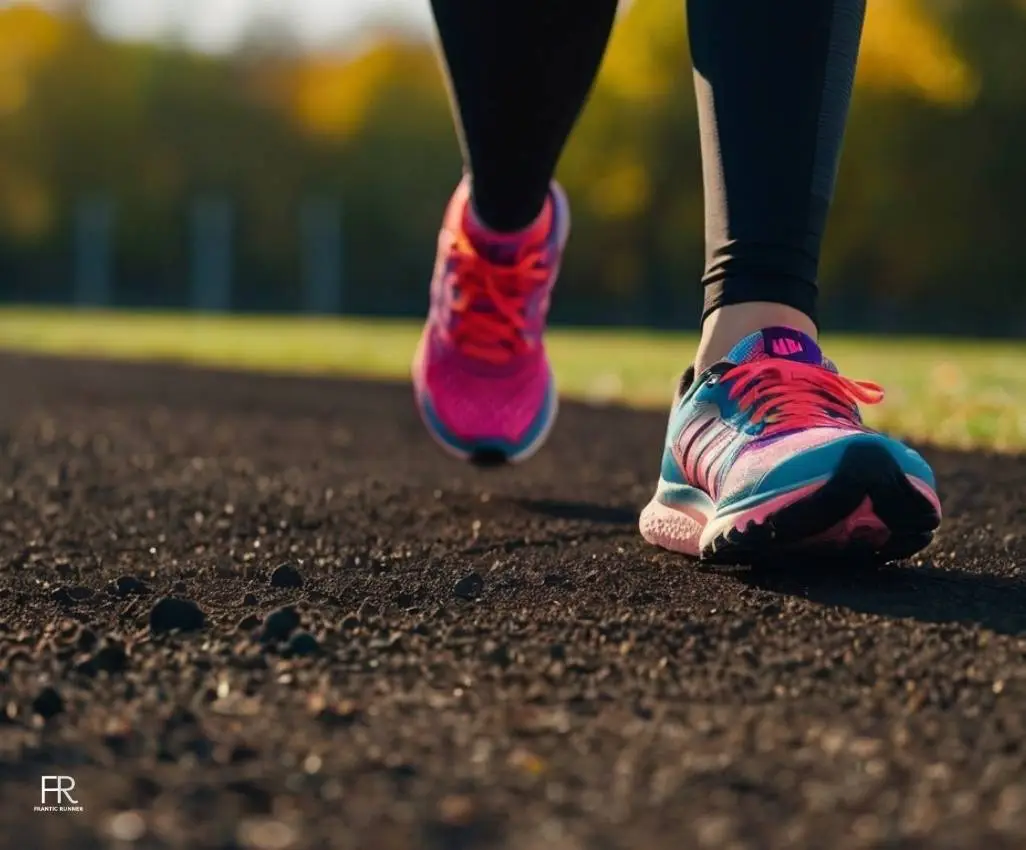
[190, 195, 233, 313]
[73, 195, 113, 308]
[300, 197, 343, 315]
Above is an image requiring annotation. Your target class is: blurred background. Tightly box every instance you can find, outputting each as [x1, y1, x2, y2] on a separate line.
[0, 0, 1024, 335]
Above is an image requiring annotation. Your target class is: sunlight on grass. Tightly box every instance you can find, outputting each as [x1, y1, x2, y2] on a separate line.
[0, 308, 1024, 451]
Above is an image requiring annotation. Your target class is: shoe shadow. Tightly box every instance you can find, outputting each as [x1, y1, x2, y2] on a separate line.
[513, 498, 638, 526]
[713, 558, 1026, 637]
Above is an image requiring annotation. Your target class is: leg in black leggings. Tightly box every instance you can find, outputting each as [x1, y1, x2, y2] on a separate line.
[640, 3, 939, 564]
[689, 0, 867, 328]
[429, 0, 619, 233]
[430, 0, 865, 319]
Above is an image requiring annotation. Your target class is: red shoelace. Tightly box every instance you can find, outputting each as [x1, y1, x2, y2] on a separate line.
[726, 359, 884, 437]
[446, 232, 548, 365]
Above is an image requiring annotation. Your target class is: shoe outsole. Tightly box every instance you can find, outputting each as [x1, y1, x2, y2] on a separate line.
[642, 441, 942, 565]
[469, 448, 511, 468]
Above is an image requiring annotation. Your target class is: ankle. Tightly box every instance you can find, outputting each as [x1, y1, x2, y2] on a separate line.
[695, 303, 818, 373]
[466, 192, 552, 241]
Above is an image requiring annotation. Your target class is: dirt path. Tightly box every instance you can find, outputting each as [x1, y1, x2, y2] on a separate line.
[1, 353, 1025, 850]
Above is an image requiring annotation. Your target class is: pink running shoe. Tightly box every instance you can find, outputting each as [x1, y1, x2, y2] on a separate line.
[413, 178, 570, 465]
[639, 327, 942, 563]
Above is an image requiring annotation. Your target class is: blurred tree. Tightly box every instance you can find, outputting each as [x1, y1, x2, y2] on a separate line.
[858, 0, 977, 103]
[0, 4, 69, 240]
[0, 0, 1024, 333]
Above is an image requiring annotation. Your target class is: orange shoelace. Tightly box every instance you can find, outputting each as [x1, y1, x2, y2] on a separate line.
[446, 232, 548, 364]
[727, 359, 884, 437]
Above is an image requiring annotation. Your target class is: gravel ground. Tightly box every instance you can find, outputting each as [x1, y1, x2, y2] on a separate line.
[1, 353, 1025, 850]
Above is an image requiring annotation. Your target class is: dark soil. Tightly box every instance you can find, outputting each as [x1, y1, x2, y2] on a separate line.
[1, 353, 1025, 850]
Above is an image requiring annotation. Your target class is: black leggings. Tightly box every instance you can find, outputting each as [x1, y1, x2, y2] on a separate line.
[429, 0, 867, 325]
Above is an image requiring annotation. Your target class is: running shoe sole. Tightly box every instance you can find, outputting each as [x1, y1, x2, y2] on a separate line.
[640, 440, 942, 564]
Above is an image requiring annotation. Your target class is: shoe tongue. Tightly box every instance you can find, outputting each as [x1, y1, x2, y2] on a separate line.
[462, 201, 552, 266]
[725, 327, 823, 367]
[468, 237, 521, 267]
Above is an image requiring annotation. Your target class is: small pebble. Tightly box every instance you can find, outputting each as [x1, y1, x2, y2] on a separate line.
[149, 597, 206, 633]
[270, 563, 303, 589]
[236, 818, 297, 850]
[261, 606, 300, 642]
[52, 586, 93, 605]
[453, 573, 484, 600]
[114, 575, 150, 596]
[56, 620, 79, 642]
[287, 632, 320, 656]
[484, 641, 511, 667]
[438, 794, 477, 827]
[106, 811, 146, 842]
[92, 640, 129, 674]
[32, 686, 64, 719]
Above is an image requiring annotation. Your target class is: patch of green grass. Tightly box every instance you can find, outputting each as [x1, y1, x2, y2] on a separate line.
[1, 307, 1024, 451]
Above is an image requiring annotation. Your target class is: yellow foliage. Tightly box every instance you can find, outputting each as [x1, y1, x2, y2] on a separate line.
[292, 57, 382, 139]
[588, 157, 651, 221]
[0, 166, 53, 239]
[291, 40, 441, 140]
[0, 4, 66, 65]
[0, 4, 67, 116]
[858, 0, 977, 104]
[0, 73, 27, 116]
[599, 0, 976, 107]
[598, 0, 686, 106]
